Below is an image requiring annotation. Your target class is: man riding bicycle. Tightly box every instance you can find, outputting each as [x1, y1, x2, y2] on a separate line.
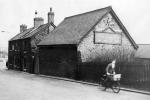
[104, 60, 116, 89]
[106, 59, 116, 75]
[100, 59, 121, 93]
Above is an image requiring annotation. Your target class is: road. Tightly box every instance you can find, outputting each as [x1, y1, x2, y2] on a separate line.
[0, 68, 149, 100]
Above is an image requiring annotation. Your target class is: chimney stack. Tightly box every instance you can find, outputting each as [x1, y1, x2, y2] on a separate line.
[34, 17, 44, 28]
[48, 7, 54, 24]
[20, 24, 27, 33]
[34, 11, 44, 28]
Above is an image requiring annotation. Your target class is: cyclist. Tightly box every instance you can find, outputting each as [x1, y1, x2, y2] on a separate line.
[106, 59, 116, 76]
[104, 60, 116, 89]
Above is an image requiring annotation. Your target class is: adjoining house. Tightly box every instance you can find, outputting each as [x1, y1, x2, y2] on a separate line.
[8, 8, 56, 74]
[37, 6, 138, 79]
[135, 44, 150, 61]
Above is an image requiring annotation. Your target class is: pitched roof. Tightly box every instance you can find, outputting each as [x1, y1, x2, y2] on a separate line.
[10, 27, 34, 41]
[38, 6, 138, 49]
[135, 44, 150, 58]
[38, 6, 110, 45]
[21, 24, 48, 39]
[9, 23, 55, 41]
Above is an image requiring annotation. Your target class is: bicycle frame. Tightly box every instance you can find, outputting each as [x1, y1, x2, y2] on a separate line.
[100, 74, 121, 93]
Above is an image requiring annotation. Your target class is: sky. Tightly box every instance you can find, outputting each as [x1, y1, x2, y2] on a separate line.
[0, 0, 150, 50]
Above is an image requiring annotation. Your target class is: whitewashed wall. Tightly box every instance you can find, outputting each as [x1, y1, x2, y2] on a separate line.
[78, 13, 135, 62]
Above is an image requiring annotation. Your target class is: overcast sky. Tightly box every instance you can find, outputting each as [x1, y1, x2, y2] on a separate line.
[0, 0, 150, 50]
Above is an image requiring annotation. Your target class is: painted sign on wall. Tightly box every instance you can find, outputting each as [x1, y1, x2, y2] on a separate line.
[94, 32, 122, 45]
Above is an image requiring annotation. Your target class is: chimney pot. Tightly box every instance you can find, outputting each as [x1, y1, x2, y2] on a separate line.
[48, 7, 54, 24]
[35, 10, 37, 15]
[50, 8, 52, 12]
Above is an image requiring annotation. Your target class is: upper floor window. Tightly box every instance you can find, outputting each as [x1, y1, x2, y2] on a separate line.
[10, 45, 14, 50]
[23, 40, 29, 50]
[12, 45, 15, 50]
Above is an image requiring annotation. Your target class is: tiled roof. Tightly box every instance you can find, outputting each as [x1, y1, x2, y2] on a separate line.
[21, 24, 48, 39]
[9, 23, 55, 41]
[10, 27, 34, 41]
[38, 6, 138, 49]
[38, 6, 111, 45]
[135, 44, 150, 58]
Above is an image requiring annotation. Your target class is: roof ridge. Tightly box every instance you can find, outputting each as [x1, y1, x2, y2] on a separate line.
[65, 6, 112, 20]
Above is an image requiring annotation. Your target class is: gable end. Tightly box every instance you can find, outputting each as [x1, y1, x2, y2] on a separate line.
[109, 8, 138, 49]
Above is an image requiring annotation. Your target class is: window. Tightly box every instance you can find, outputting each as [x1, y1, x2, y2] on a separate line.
[12, 45, 14, 50]
[15, 43, 18, 51]
[23, 40, 30, 51]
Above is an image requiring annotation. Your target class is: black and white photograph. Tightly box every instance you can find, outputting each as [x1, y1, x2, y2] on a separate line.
[0, 0, 150, 100]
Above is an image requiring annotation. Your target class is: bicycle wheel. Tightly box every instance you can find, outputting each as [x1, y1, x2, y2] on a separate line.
[112, 82, 120, 93]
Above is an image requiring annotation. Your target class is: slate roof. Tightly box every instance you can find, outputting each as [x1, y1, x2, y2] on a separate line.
[9, 23, 55, 41]
[10, 27, 34, 41]
[38, 6, 138, 49]
[135, 44, 150, 58]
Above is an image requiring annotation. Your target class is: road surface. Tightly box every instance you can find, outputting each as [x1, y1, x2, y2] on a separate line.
[0, 69, 149, 100]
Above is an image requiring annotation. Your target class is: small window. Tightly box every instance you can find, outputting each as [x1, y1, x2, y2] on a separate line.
[15, 43, 18, 51]
[12, 45, 14, 50]
[23, 41, 29, 50]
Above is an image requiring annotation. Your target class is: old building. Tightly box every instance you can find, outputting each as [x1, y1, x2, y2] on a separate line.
[8, 8, 55, 73]
[37, 6, 138, 80]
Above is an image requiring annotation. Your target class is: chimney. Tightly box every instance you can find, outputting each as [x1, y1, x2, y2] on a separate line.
[48, 8, 54, 24]
[34, 10, 44, 28]
[20, 24, 27, 33]
[34, 17, 44, 28]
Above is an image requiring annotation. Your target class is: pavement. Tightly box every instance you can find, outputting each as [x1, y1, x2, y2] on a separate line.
[0, 69, 150, 100]
[37, 73, 150, 95]
[9, 68, 149, 95]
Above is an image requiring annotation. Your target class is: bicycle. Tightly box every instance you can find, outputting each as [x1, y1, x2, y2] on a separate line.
[99, 74, 121, 93]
